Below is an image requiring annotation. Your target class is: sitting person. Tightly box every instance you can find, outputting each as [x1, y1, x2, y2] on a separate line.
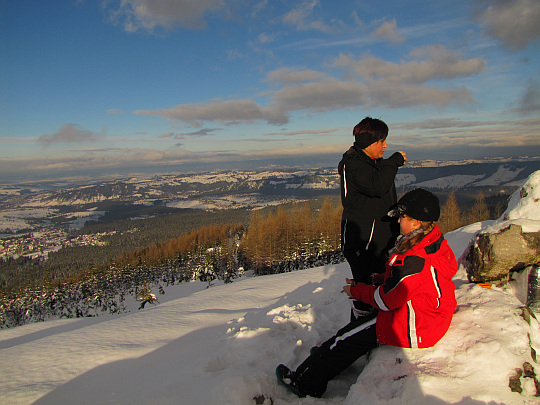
[276, 188, 457, 398]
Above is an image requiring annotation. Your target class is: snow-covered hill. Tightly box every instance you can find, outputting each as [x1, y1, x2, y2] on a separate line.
[1, 171, 539, 405]
[1, 159, 538, 236]
[1, 160, 538, 210]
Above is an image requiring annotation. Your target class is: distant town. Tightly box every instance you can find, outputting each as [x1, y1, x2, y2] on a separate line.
[0, 228, 137, 262]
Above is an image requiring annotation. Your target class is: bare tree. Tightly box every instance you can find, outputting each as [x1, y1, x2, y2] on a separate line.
[439, 190, 462, 234]
[466, 190, 490, 224]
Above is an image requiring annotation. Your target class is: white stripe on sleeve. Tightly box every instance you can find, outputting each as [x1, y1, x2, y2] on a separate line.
[374, 286, 390, 311]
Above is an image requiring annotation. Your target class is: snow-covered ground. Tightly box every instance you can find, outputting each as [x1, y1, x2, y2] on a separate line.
[0, 208, 59, 233]
[1, 171, 539, 405]
[474, 165, 525, 187]
[414, 174, 485, 189]
[166, 195, 299, 210]
[0, 207, 105, 236]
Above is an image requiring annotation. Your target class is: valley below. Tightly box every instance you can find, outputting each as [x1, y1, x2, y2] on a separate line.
[0, 157, 538, 264]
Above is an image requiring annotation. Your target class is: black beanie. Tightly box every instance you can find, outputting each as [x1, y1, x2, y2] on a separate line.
[388, 188, 440, 221]
[354, 131, 385, 149]
[353, 117, 388, 149]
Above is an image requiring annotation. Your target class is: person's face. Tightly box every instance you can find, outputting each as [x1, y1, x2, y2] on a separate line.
[398, 214, 421, 235]
[363, 138, 387, 159]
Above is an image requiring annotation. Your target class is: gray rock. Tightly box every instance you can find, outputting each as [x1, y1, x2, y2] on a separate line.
[464, 224, 540, 283]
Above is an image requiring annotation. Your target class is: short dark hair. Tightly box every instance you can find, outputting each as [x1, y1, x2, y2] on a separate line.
[353, 117, 389, 148]
[353, 117, 388, 139]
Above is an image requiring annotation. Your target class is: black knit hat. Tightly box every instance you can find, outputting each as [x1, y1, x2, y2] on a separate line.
[355, 131, 386, 149]
[353, 117, 388, 149]
[388, 188, 440, 221]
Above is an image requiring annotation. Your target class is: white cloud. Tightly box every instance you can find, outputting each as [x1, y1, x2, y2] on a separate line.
[106, 0, 225, 32]
[282, 0, 333, 33]
[174, 128, 220, 138]
[516, 79, 540, 114]
[135, 99, 288, 126]
[266, 67, 327, 84]
[136, 45, 484, 127]
[480, 0, 540, 49]
[132, 42, 488, 128]
[282, 0, 316, 26]
[351, 10, 363, 27]
[333, 46, 485, 83]
[135, 74, 476, 128]
[158, 132, 175, 138]
[38, 124, 103, 145]
[257, 33, 275, 44]
[373, 19, 405, 44]
[226, 49, 246, 60]
[391, 117, 540, 151]
[251, 0, 269, 18]
[367, 82, 474, 108]
[271, 79, 369, 112]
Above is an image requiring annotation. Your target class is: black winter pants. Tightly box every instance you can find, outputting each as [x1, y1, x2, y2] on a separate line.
[292, 313, 378, 397]
[341, 218, 390, 282]
[342, 219, 388, 317]
[343, 247, 382, 316]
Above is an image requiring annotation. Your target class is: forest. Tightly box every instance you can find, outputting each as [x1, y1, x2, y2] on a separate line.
[0, 190, 502, 328]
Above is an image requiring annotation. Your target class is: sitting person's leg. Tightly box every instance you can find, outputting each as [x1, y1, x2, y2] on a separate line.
[287, 314, 378, 398]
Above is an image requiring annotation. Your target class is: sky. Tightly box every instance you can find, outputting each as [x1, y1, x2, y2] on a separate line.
[1, 0, 540, 183]
[1, 172, 540, 404]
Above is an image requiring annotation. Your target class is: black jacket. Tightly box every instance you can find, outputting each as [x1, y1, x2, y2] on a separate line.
[338, 143, 405, 257]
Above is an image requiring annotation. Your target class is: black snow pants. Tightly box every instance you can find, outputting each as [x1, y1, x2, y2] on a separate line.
[292, 312, 378, 397]
[342, 219, 387, 317]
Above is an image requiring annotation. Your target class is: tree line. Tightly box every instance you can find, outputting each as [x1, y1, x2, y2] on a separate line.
[438, 190, 499, 234]
[0, 206, 254, 290]
[1, 191, 500, 292]
[109, 198, 342, 275]
[107, 190, 495, 275]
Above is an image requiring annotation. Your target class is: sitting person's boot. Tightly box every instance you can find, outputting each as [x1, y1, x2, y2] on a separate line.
[275, 364, 306, 398]
[289, 353, 329, 398]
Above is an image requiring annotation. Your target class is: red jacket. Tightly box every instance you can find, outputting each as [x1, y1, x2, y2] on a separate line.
[350, 225, 457, 348]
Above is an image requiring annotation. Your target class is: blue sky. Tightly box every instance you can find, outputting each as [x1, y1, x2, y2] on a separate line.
[1, 0, 539, 183]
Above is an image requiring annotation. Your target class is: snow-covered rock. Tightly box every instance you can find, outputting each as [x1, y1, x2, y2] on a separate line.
[462, 170, 540, 283]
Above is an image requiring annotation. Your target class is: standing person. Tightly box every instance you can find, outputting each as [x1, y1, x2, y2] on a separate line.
[338, 117, 407, 318]
[276, 189, 457, 398]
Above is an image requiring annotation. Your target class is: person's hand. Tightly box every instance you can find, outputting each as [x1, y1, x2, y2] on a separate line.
[370, 273, 385, 285]
[343, 278, 355, 298]
[398, 151, 407, 164]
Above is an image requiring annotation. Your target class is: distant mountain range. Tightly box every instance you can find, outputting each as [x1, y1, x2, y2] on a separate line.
[396, 160, 540, 190]
[0, 158, 539, 211]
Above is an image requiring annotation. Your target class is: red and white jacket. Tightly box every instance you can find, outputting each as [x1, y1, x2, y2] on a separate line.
[350, 225, 457, 348]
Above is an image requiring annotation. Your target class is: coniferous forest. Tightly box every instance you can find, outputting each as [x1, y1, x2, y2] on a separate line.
[0, 191, 505, 328]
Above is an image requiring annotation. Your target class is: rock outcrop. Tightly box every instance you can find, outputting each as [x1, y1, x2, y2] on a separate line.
[465, 224, 540, 283]
[461, 170, 540, 285]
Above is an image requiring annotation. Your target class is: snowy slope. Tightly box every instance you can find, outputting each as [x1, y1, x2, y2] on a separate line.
[1, 171, 539, 405]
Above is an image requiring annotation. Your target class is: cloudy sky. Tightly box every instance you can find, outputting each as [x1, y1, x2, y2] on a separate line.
[1, 0, 539, 183]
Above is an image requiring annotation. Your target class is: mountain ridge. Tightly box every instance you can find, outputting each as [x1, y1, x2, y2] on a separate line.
[1, 159, 539, 210]
[0, 159, 538, 236]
